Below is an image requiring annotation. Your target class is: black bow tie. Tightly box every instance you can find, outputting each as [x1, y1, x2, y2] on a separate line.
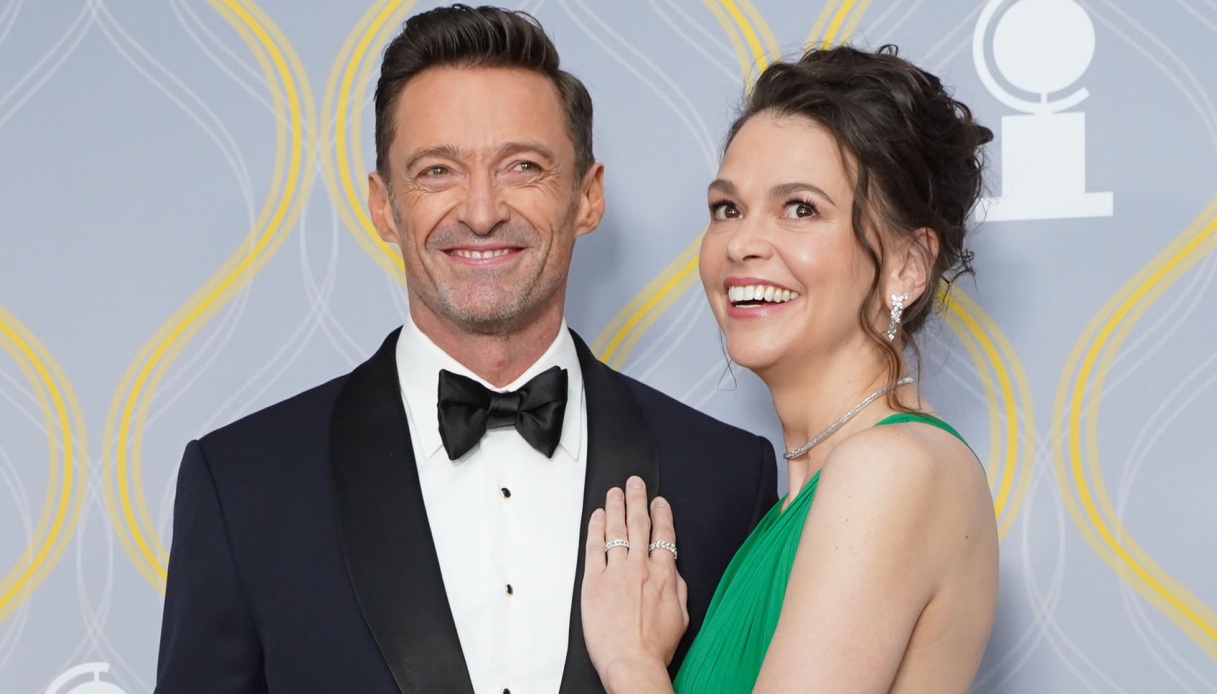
[436, 366, 568, 461]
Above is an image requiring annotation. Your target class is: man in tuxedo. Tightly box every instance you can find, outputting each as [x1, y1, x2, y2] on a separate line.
[154, 5, 776, 693]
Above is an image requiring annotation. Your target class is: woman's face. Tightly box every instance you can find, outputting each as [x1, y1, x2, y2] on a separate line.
[699, 111, 879, 375]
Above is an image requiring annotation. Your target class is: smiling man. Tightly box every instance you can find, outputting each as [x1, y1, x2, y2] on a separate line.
[154, 6, 776, 694]
[368, 62, 594, 384]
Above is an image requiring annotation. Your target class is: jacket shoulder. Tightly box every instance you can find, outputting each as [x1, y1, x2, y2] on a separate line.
[617, 371, 770, 450]
[198, 375, 348, 453]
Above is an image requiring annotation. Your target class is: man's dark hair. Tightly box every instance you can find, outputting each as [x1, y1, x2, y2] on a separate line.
[374, 4, 594, 180]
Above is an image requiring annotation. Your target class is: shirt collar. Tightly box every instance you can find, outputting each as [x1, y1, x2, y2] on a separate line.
[395, 313, 585, 462]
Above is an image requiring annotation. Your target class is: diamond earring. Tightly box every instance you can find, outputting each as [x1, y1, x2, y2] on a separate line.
[886, 292, 909, 342]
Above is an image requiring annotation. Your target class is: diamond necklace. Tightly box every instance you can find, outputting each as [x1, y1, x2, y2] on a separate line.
[782, 377, 914, 460]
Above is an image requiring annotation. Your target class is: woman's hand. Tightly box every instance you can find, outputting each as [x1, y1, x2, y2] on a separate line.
[581, 476, 687, 692]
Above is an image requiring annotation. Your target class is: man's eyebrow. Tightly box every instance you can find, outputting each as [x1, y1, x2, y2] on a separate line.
[771, 182, 836, 207]
[708, 178, 738, 197]
[402, 142, 559, 174]
[496, 141, 558, 162]
[404, 145, 464, 174]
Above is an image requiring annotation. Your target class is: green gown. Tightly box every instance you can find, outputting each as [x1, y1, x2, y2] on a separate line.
[673, 413, 971, 693]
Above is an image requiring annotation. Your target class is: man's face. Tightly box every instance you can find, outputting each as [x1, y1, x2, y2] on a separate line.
[368, 66, 604, 337]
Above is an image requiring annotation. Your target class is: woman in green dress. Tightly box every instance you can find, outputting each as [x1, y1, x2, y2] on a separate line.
[581, 44, 1000, 693]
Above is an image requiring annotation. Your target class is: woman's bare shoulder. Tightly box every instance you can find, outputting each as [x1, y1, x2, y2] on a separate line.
[819, 417, 986, 504]
[806, 419, 993, 571]
[755, 421, 987, 691]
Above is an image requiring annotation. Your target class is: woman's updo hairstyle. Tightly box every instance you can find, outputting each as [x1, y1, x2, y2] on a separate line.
[726, 44, 992, 407]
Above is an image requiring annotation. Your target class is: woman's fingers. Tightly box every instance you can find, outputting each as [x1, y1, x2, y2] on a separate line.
[585, 508, 607, 574]
[648, 495, 677, 566]
[677, 575, 690, 627]
[580, 477, 690, 677]
[604, 486, 629, 561]
[600, 478, 668, 566]
[625, 477, 651, 563]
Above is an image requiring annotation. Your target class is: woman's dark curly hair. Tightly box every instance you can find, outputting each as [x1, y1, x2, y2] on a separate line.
[725, 44, 992, 409]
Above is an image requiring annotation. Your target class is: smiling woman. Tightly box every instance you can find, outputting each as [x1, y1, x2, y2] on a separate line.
[581, 44, 1000, 694]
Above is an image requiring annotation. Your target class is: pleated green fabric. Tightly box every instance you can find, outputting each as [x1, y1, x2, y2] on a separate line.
[673, 468, 821, 693]
[674, 413, 968, 693]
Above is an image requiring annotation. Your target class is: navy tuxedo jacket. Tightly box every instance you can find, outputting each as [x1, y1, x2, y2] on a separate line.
[155, 329, 777, 693]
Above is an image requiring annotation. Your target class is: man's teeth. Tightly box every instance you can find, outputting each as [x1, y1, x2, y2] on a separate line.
[453, 248, 512, 259]
[727, 285, 799, 304]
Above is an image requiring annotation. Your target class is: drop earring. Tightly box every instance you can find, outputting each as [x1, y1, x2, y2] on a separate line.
[886, 292, 908, 342]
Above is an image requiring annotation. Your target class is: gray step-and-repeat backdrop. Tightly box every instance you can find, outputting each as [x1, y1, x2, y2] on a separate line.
[1, 1, 1214, 691]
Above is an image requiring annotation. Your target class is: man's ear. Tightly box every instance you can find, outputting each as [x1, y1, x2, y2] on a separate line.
[572, 162, 605, 238]
[888, 227, 939, 302]
[368, 170, 400, 245]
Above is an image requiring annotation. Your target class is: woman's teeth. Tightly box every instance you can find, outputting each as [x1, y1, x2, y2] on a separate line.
[728, 284, 799, 305]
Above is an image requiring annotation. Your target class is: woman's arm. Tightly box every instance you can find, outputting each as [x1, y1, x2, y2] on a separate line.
[754, 426, 955, 692]
[581, 476, 685, 694]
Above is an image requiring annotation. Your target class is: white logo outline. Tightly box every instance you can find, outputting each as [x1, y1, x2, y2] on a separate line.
[974, 0, 1114, 221]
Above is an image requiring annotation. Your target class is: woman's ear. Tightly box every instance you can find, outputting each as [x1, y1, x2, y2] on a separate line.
[887, 227, 939, 303]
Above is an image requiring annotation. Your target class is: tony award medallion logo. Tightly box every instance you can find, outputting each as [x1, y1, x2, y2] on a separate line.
[44, 662, 129, 694]
[974, 0, 1113, 221]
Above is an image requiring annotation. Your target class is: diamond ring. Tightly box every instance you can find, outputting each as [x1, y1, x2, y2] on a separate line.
[604, 538, 630, 551]
[648, 540, 678, 560]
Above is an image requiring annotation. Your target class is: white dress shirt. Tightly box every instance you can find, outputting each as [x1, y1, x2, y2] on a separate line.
[395, 315, 588, 694]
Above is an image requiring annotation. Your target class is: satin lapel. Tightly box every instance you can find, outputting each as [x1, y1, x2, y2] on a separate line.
[329, 329, 474, 694]
[559, 332, 661, 694]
